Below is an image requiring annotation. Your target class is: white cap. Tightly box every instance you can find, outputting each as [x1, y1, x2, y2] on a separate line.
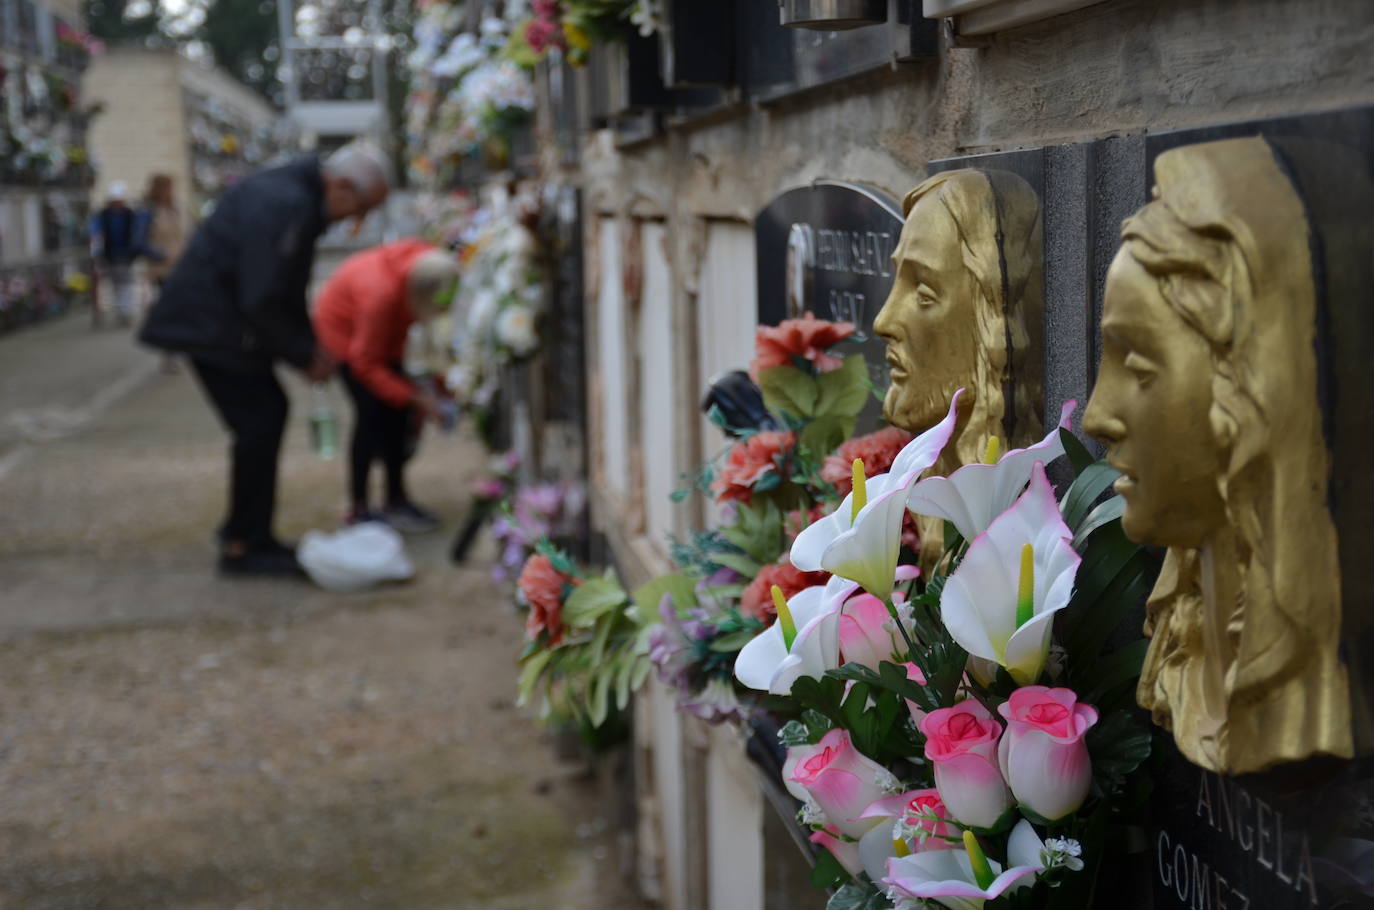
[106, 181, 128, 201]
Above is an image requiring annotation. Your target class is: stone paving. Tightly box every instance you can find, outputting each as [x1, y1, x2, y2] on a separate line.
[0, 313, 644, 909]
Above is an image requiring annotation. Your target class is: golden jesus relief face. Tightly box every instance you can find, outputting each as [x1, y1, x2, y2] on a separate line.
[873, 191, 982, 434]
[1084, 249, 1228, 549]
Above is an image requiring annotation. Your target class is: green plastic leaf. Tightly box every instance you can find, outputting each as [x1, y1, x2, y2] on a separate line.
[1060, 461, 1121, 531]
[1087, 710, 1153, 798]
[516, 648, 554, 706]
[1072, 495, 1126, 549]
[777, 720, 810, 747]
[813, 355, 870, 418]
[720, 500, 786, 564]
[587, 667, 611, 727]
[800, 414, 856, 460]
[1079, 638, 1149, 707]
[588, 613, 615, 665]
[563, 576, 630, 627]
[710, 551, 763, 577]
[810, 847, 851, 891]
[633, 573, 698, 613]
[826, 882, 888, 910]
[708, 628, 758, 653]
[759, 364, 819, 418]
[1059, 427, 1095, 476]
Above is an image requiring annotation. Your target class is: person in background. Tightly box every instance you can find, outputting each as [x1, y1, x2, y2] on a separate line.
[139, 142, 391, 577]
[140, 173, 187, 372]
[313, 240, 459, 533]
[90, 181, 142, 327]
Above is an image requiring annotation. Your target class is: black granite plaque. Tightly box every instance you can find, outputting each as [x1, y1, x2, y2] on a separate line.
[754, 180, 904, 431]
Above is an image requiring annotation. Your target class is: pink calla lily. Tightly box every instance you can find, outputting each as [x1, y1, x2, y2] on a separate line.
[906, 400, 1076, 541]
[938, 462, 1080, 685]
[790, 392, 962, 597]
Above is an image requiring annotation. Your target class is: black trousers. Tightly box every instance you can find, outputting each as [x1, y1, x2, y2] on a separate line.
[190, 360, 288, 548]
[340, 364, 410, 508]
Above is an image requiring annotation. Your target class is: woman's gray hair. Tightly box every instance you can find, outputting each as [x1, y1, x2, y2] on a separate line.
[407, 250, 461, 303]
[323, 142, 391, 196]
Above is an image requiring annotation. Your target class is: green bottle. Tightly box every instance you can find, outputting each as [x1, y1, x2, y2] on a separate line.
[309, 384, 338, 460]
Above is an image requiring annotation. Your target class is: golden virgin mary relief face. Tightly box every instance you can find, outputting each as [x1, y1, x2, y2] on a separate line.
[1083, 136, 1353, 774]
[1088, 252, 1227, 549]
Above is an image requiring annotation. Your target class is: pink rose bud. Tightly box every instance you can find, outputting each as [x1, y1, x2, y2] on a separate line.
[920, 698, 1013, 829]
[838, 593, 900, 670]
[788, 729, 893, 839]
[997, 686, 1099, 821]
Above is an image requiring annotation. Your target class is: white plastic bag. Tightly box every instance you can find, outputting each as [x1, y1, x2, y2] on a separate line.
[297, 522, 415, 592]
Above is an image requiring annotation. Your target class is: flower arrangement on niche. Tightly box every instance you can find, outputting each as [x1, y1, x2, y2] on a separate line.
[509, 315, 1156, 907]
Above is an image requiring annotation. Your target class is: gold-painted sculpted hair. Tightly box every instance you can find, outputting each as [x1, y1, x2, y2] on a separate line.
[884, 169, 1043, 467]
[1119, 137, 1352, 773]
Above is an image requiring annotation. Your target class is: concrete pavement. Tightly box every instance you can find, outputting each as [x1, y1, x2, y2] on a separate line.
[0, 313, 642, 909]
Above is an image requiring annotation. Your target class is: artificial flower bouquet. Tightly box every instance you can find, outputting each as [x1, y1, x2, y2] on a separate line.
[650, 313, 898, 723]
[515, 545, 654, 745]
[729, 390, 1156, 909]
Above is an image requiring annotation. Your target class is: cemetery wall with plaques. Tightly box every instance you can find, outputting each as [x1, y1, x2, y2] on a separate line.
[570, 1, 1374, 908]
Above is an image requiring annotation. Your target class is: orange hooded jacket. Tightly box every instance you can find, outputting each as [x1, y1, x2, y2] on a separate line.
[313, 239, 436, 408]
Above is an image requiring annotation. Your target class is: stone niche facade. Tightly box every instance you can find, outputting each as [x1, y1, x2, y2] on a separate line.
[576, 2, 1374, 908]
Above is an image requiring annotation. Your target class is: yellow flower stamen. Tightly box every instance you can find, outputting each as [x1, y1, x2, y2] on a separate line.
[772, 584, 797, 651]
[983, 436, 1002, 465]
[850, 458, 867, 523]
[893, 837, 911, 858]
[1016, 542, 1035, 629]
[964, 830, 996, 890]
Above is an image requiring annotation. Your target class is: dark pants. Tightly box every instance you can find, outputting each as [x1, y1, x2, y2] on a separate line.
[340, 364, 411, 509]
[190, 360, 288, 548]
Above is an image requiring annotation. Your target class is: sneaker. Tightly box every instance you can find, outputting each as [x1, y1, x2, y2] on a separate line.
[344, 506, 389, 527]
[383, 501, 440, 535]
[218, 546, 306, 578]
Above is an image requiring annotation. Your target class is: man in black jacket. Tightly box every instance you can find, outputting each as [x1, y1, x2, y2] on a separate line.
[141, 143, 390, 576]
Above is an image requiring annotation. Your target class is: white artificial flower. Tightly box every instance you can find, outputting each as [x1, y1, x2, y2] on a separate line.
[496, 305, 539, 355]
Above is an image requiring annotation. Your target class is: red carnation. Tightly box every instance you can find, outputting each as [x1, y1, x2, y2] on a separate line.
[518, 554, 571, 644]
[712, 430, 796, 505]
[740, 560, 831, 624]
[750, 312, 855, 380]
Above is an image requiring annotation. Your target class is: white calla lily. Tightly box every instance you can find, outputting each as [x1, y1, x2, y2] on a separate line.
[906, 400, 1076, 541]
[734, 575, 860, 695]
[939, 462, 1080, 685]
[791, 391, 963, 596]
[883, 820, 1045, 910]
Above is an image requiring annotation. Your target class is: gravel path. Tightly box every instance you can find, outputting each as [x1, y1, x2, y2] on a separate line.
[0, 314, 644, 909]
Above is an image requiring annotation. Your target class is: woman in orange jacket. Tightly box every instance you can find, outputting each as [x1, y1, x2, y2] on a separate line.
[313, 239, 460, 531]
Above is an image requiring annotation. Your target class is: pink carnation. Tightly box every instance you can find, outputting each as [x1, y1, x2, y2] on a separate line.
[712, 430, 795, 504]
[750, 312, 855, 379]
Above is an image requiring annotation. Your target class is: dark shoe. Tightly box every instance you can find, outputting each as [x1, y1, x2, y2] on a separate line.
[383, 501, 440, 535]
[219, 546, 306, 578]
[344, 506, 389, 527]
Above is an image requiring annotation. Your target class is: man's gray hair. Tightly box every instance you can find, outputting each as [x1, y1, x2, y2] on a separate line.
[407, 250, 461, 304]
[323, 142, 391, 196]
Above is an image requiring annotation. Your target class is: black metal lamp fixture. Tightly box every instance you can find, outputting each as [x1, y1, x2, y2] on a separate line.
[778, 0, 888, 30]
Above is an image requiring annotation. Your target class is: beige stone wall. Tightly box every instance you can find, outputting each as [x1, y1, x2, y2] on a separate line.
[83, 49, 280, 225]
[84, 50, 189, 219]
